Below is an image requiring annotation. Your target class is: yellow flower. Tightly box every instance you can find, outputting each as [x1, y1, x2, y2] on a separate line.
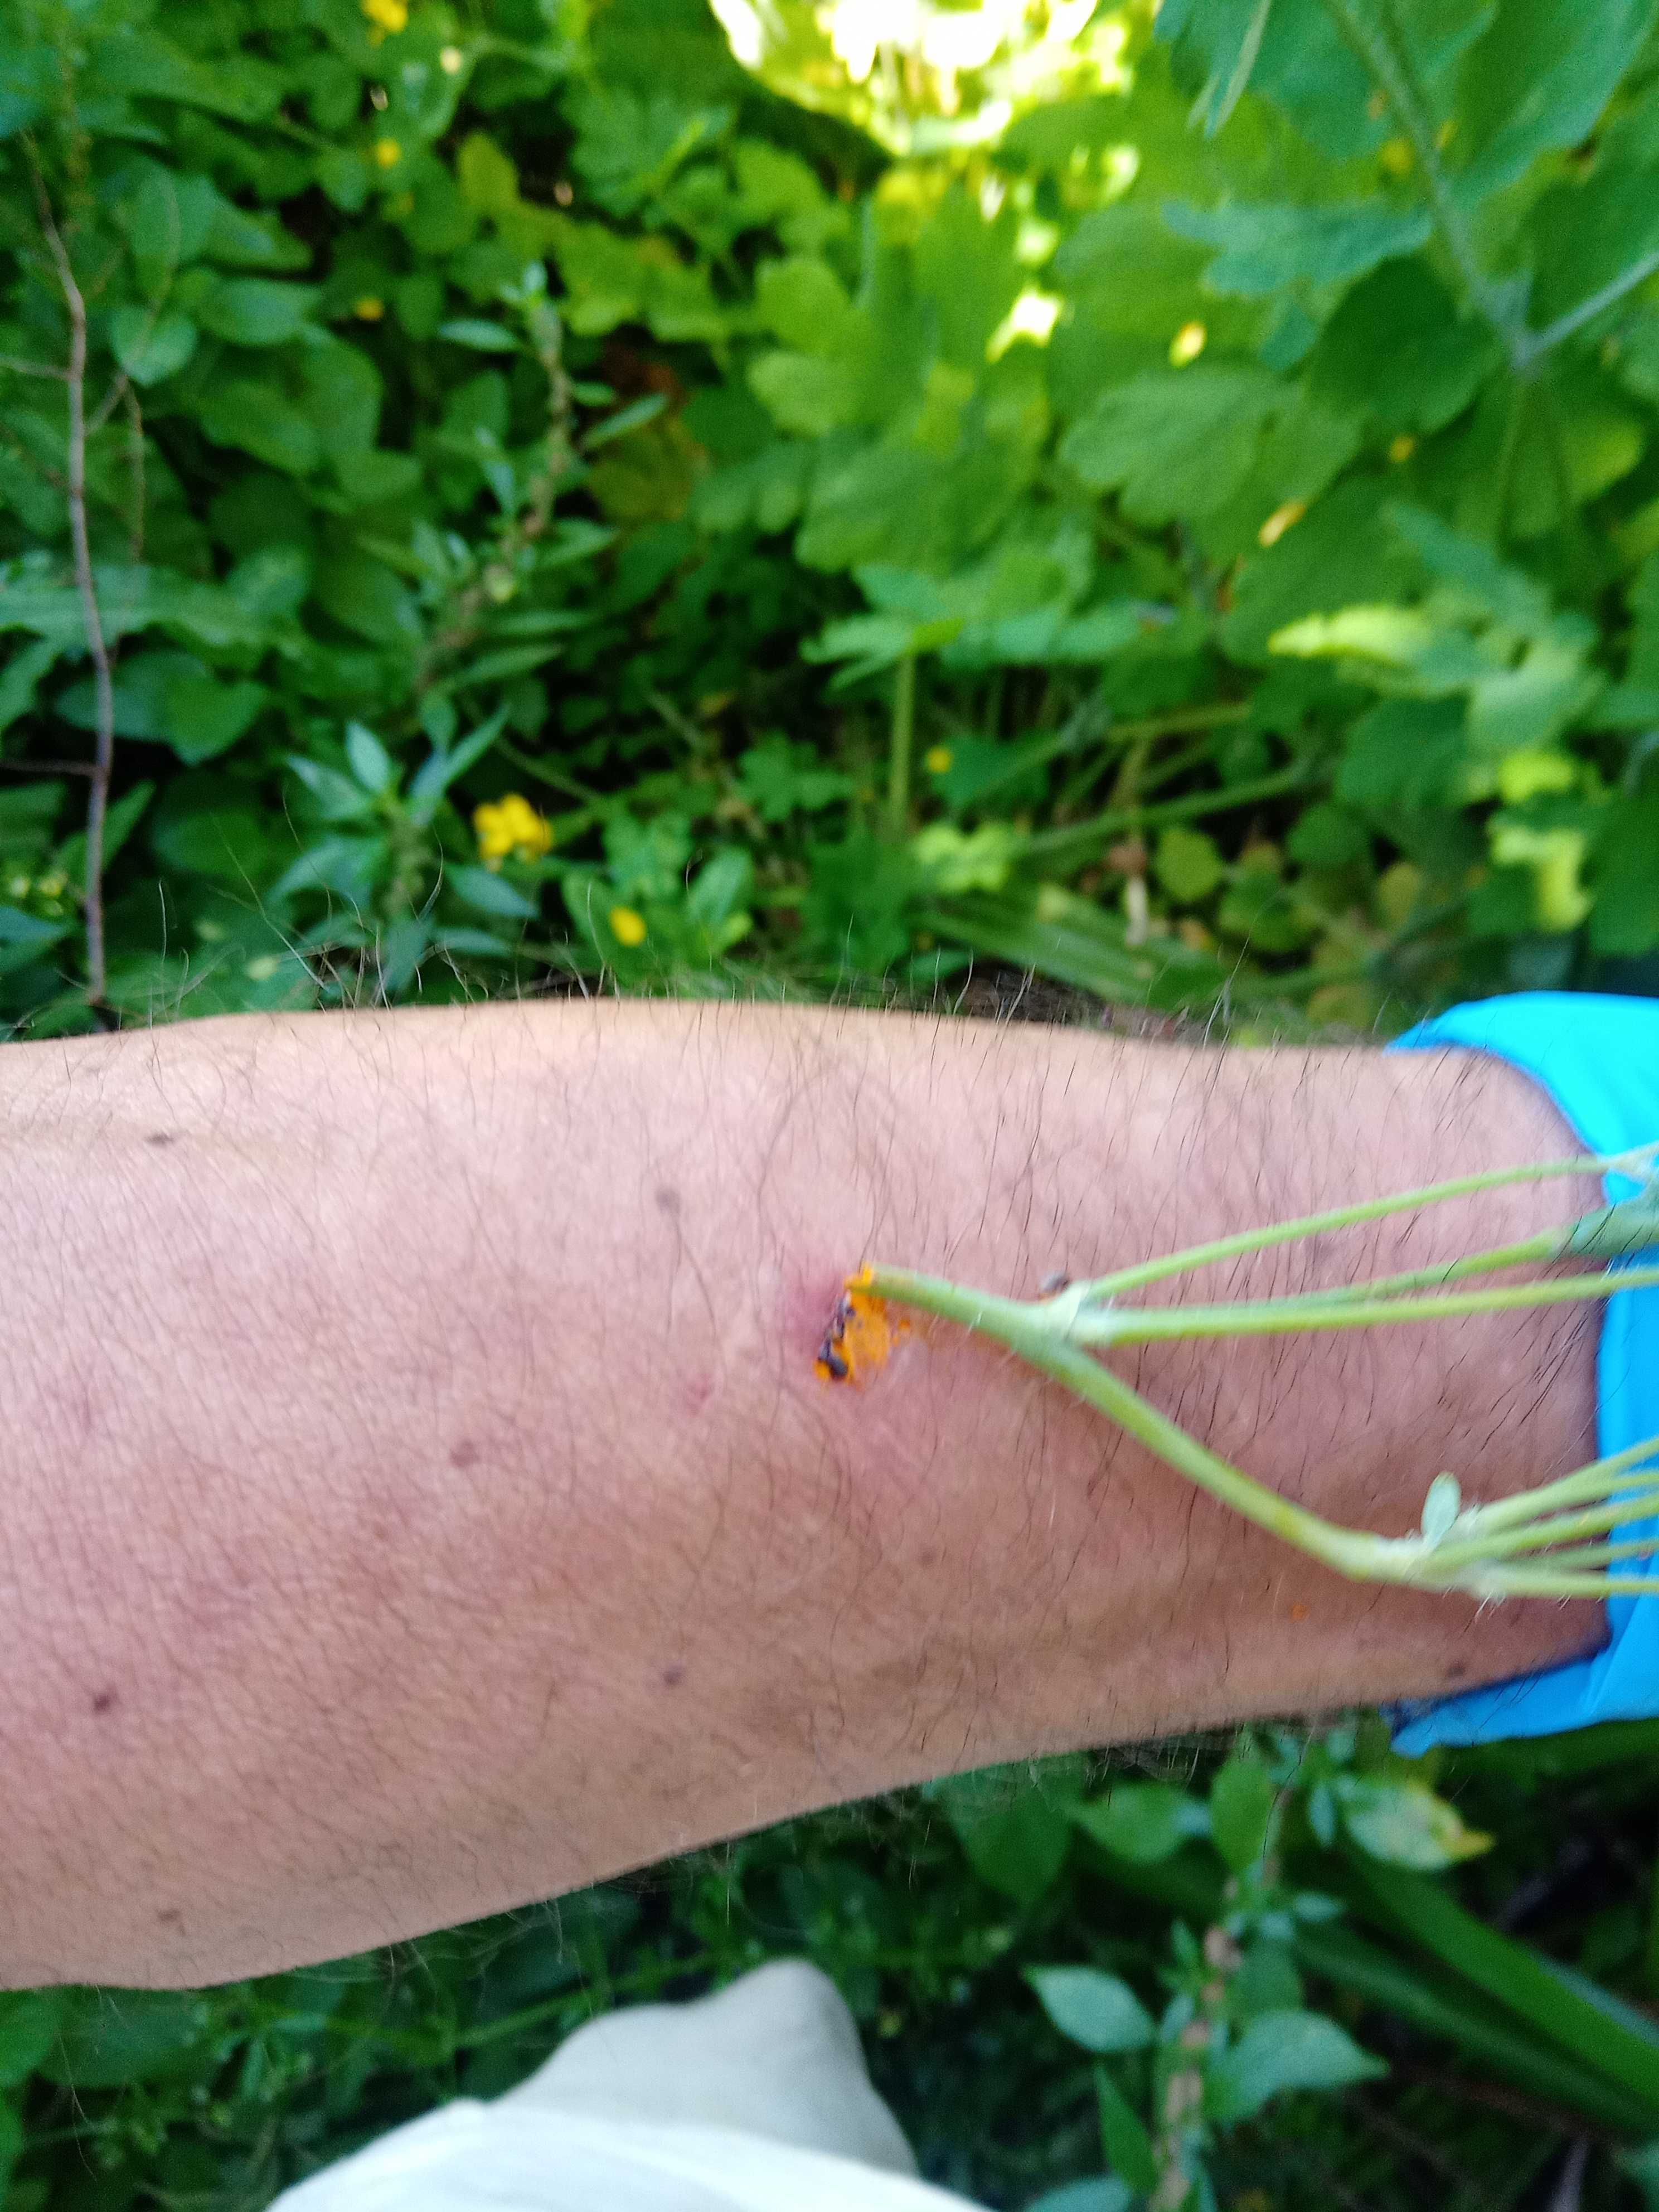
[373, 138, 402, 169]
[924, 745, 953, 774]
[474, 793, 553, 866]
[362, 0, 408, 29]
[609, 904, 648, 948]
[439, 44, 464, 72]
[1169, 320, 1206, 367]
[1379, 137, 1413, 178]
[1388, 432, 1417, 464]
[353, 295, 386, 321]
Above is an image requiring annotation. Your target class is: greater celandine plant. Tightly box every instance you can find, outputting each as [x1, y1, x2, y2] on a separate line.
[824, 1147, 1659, 1603]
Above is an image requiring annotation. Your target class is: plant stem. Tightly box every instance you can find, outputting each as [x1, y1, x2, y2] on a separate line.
[1464, 1437, 1659, 1534]
[886, 651, 917, 841]
[1069, 1264, 1659, 1347]
[1320, 0, 1527, 373]
[863, 1264, 1384, 1579]
[1079, 1147, 1644, 1301]
[31, 155, 113, 1011]
[1518, 245, 1659, 368]
[1021, 763, 1307, 867]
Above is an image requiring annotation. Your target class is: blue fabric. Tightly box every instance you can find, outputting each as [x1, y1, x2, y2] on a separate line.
[1390, 993, 1659, 1751]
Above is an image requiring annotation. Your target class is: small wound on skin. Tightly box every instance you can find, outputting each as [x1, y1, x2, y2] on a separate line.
[815, 1269, 909, 1384]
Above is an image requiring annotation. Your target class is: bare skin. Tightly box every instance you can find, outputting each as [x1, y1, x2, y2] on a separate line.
[0, 1001, 1604, 1988]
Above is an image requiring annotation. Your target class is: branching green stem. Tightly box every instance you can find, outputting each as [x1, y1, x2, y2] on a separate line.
[861, 1143, 1659, 1603]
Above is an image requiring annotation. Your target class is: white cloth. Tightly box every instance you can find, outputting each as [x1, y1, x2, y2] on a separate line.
[271, 1961, 986, 2212]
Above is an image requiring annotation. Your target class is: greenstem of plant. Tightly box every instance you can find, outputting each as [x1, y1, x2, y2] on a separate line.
[865, 1146, 1659, 1601]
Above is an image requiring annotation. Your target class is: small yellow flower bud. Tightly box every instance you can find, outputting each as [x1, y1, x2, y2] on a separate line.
[374, 138, 402, 169]
[362, 0, 409, 30]
[439, 44, 464, 72]
[353, 295, 386, 321]
[1388, 433, 1417, 464]
[1258, 499, 1306, 548]
[924, 745, 953, 774]
[1169, 321, 1206, 367]
[609, 905, 648, 948]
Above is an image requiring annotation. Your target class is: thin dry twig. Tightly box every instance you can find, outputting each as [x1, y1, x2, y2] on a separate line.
[28, 151, 115, 1007]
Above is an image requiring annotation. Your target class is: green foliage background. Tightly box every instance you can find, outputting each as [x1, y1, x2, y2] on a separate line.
[4, 0, 1659, 2203]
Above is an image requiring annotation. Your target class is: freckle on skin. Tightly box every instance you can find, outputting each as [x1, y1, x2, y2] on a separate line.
[449, 1439, 480, 1470]
[661, 1663, 686, 1689]
[654, 1186, 681, 1215]
[157, 1908, 182, 1928]
[91, 1687, 118, 1715]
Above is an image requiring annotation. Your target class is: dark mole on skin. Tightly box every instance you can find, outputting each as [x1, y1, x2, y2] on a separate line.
[661, 1663, 686, 1688]
[145, 1132, 176, 1148]
[449, 1439, 480, 1470]
[91, 1687, 118, 1715]
[157, 1908, 182, 1927]
[654, 1186, 681, 1215]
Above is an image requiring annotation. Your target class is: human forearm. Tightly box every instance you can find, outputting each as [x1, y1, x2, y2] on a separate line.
[0, 1003, 1601, 1985]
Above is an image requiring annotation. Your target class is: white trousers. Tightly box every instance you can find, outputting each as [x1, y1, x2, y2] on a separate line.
[273, 1961, 988, 2212]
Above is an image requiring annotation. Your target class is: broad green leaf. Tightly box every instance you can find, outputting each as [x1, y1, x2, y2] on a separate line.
[120, 164, 219, 296]
[287, 755, 377, 823]
[194, 278, 319, 347]
[1072, 1783, 1211, 1864]
[56, 652, 266, 764]
[1205, 2009, 1386, 2120]
[345, 721, 396, 795]
[1458, 0, 1659, 199]
[1094, 2063, 1159, 2194]
[198, 380, 322, 474]
[1061, 365, 1281, 523]
[1209, 1752, 1278, 1872]
[1027, 1967, 1156, 2054]
[1155, 824, 1225, 903]
[0, 565, 266, 653]
[0, 637, 59, 737]
[749, 351, 861, 437]
[0, 45, 56, 137]
[1229, 1940, 1304, 2022]
[95, 27, 285, 122]
[109, 306, 197, 386]
[935, 1771, 1075, 1907]
[1162, 200, 1432, 298]
[1529, 158, 1659, 333]
[438, 319, 522, 352]
[1590, 784, 1659, 954]
[0, 1991, 63, 2087]
[1336, 1776, 1493, 1869]
[449, 864, 540, 920]
[1309, 260, 1498, 434]
[312, 554, 420, 647]
[753, 254, 858, 354]
[39, 1990, 210, 2089]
